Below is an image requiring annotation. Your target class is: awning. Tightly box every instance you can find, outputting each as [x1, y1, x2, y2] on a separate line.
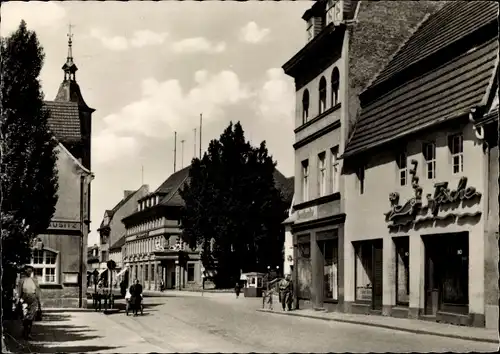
[116, 267, 128, 277]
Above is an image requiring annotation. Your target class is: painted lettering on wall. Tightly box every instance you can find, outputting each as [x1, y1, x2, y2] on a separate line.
[49, 221, 79, 230]
[385, 169, 481, 228]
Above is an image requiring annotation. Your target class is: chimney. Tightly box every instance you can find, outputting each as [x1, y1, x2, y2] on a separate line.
[124, 190, 134, 199]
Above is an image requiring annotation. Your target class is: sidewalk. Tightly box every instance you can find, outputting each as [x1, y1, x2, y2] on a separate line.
[3, 310, 164, 353]
[257, 308, 499, 344]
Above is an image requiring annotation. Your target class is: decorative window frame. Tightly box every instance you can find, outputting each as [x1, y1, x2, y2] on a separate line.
[397, 151, 408, 186]
[318, 152, 327, 197]
[301, 159, 310, 202]
[31, 248, 59, 285]
[448, 133, 464, 175]
[330, 146, 340, 194]
[423, 142, 437, 179]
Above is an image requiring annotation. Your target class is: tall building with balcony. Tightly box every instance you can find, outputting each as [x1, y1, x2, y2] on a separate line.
[341, 1, 498, 329]
[282, 0, 443, 312]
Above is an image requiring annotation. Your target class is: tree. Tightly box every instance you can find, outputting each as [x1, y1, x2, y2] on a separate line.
[1, 21, 59, 315]
[180, 121, 286, 288]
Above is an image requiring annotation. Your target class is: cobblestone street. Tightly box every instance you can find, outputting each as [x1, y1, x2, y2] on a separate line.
[7, 293, 498, 353]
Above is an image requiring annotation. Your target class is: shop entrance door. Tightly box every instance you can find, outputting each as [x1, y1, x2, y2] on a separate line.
[424, 243, 440, 316]
[372, 240, 383, 310]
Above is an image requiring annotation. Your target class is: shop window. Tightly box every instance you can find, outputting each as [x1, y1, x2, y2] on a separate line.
[31, 250, 58, 284]
[301, 159, 310, 202]
[394, 237, 410, 305]
[397, 151, 408, 186]
[187, 264, 195, 282]
[302, 90, 310, 124]
[448, 134, 463, 174]
[319, 77, 327, 114]
[355, 242, 373, 302]
[318, 152, 327, 197]
[318, 237, 338, 301]
[331, 67, 340, 106]
[423, 142, 436, 179]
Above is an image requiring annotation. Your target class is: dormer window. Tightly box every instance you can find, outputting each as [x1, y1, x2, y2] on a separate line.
[156, 195, 160, 205]
[319, 77, 327, 114]
[302, 89, 310, 124]
[307, 18, 313, 41]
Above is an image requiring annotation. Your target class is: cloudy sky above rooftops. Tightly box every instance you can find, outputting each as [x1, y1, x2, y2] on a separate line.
[2, 1, 312, 245]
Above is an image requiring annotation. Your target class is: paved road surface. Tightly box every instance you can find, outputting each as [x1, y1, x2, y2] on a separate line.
[101, 294, 498, 353]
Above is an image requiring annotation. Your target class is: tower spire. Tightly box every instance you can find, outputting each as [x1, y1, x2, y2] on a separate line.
[62, 23, 78, 81]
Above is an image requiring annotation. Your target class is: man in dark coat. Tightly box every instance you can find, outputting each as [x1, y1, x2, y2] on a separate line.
[129, 279, 143, 316]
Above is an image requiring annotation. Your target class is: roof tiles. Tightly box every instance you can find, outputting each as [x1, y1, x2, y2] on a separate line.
[368, 1, 498, 89]
[44, 101, 81, 142]
[344, 37, 498, 157]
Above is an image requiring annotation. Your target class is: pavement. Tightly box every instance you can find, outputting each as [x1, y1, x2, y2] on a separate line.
[4, 292, 499, 353]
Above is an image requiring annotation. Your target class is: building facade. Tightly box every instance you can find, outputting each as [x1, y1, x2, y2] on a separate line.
[97, 186, 149, 286]
[342, 1, 498, 329]
[32, 35, 95, 308]
[122, 167, 294, 291]
[282, 0, 442, 312]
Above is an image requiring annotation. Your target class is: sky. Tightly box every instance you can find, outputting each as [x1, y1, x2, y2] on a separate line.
[2, 1, 312, 246]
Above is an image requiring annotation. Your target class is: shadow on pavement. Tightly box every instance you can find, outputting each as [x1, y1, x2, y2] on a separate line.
[3, 312, 122, 353]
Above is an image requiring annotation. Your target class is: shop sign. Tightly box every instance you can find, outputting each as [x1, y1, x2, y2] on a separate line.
[49, 221, 79, 230]
[385, 160, 481, 228]
[297, 206, 316, 220]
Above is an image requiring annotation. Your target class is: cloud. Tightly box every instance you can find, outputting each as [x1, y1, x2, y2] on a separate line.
[257, 68, 295, 119]
[101, 70, 250, 141]
[90, 29, 168, 51]
[92, 130, 139, 164]
[1, 2, 67, 35]
[239, 22, 270, 44]
[171, 37, 226, 54]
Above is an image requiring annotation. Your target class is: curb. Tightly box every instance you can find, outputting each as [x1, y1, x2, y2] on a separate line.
[256, 309, 499, 344]
[42, 308, 95, 313]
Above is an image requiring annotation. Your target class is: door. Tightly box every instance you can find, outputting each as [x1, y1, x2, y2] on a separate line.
[372, 241, 383, 310]
[170, 271, 176, 289]
[425, 245, 440, 316]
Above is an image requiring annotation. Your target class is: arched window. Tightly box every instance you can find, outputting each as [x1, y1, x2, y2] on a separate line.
[319, 77, 327, 114]
[331, 67, 340, 106]
[32, 249, 58, 284]
[302, 90, 310, 124]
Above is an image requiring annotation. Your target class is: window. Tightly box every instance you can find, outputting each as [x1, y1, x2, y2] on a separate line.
[319, 77, 327, 114]
[187, 264, 195, 282]
[331, 67, 340, 106]
[101, 251, 107, 262]
[397, 152, 407, 186]
[423, 142, 436, 179]
[319, 238, 338, 300]
[31, 250, 58, 284]
[449, 134, 463, 174]
[151, 265, 155, 281]
[302, 90, 310, 124]
[357, 165, 365, 195]
[318, 152, 327, 197]
[331, 147, 339, 193]
[307, 18, 313, 41]
[301, 159, 310, 202]
[145, 264, 149, 281]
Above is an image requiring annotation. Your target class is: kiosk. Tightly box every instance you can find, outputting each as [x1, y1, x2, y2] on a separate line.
[242, 272, 265, 297]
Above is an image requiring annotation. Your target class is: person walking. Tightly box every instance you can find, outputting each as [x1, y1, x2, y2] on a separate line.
[278, 274, 293, 312]
[16, 265, 41, 339]
[234, 282, 241, 298]
[129, 279, 143, 316]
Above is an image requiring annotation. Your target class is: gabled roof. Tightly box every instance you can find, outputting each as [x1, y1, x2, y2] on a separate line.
[109, 236, 125, 252]
[344, 37, 498, 158]
[99, 187, 144, 229]
[366, 1, 499, 92]
[44, 101, 81, 142]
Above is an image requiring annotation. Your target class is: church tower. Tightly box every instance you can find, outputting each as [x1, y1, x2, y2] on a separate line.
[54, 26, 95, 171]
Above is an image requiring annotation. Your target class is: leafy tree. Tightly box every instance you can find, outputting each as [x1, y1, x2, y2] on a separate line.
[1, 21, 59, 315]
[180, 122, 285, 288]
